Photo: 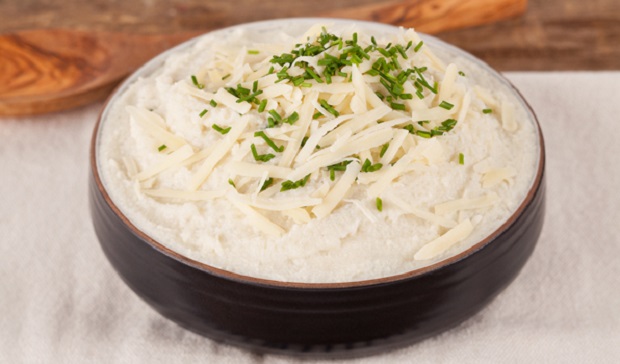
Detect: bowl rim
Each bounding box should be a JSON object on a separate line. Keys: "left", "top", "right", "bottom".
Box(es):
{"left": 90, "top": 17, "right": 546, "bottom": 290}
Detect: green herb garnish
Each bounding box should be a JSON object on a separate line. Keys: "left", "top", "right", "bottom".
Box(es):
{"left": 260, "top": 177, "right": 274, "bottom": 191}
{"left": 250, "top": 144, "right": 275, "bottom": 162}
{"left": 226, "top": 83, "right": 263, "bottom": 104}
{"left": 380, "top": 143, "right": 389, "bottom": 158}
{"left": 191, "top": 75, "right": 204, "bottom": 89}
{"left": 157, "top": 144, "right": 167, "bottom": 152}
{"left": 319, "top": 99, "right": 339, "bottom": 117}
{"left": 361, "top": 159, "right": 383, "bottom": 173}
{"left": 483, "top": 108, "right": 493, "bottom": 114}
{"left": 280, "top": 174, "right": 311, "bottom": 191}
{"left": 376, "top": 197, "right": 383, "bottom": 211}
{"left": 258, "top": 99, "right": 267, "bottom": 113}
{"left": 212, "top": 124, "right": 231, "bottom": 135}
{"left": 254, "top": 131, "right": 284, "bottom": 152}
{"left": 326, "top": 160, "right": 353, "bottom": 181}
{"left": 439, "top": 101, "right": 455, "bottom": 110}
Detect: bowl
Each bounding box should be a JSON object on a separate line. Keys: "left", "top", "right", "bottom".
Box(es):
{"left": 89, "top": 18, "right": 545, "bottom": 357}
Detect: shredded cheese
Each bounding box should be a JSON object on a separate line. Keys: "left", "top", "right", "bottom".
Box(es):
{"left": 414, "top": 219, "right": 474, "bottom": 260}
{"left": 226, "top": 193, "right": 285, "bottom": 236}
{"left": 188, "top": 115, "right": 250, "bottom": 190}
{"left": 135, "top": 144, "right": 194, "bottom": 181}
{"left": 434, "top": 193, "right": 499, "bottom": 215}
{"left": 482, "top": 168, "right": 517, "bottom": 188}
{"left": 312, "top": 161, "right": 361, "bottom": 219}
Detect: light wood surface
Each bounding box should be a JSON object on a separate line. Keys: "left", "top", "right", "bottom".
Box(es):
{"left": 0, "top": 0, "right": 525, "bottom": 116}
{"left": 1, "top": 0, "right": 617, "bottom": 71}
{"left": 0, "top": 0, "right": 618, "bottom": 116}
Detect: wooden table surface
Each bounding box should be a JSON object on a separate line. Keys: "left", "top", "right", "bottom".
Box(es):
{"left": 0, "top": 0, "right": 618, "bottom": 71}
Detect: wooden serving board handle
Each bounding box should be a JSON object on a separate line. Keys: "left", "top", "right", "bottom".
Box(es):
{"left": 324, "top": 0, "right": 527, "bottom": 34}
{"left": 0, "top": 30, "right": 202, "bottom": 116}
{"left": 0, "top": 0, "right": 527, "bottom": 116}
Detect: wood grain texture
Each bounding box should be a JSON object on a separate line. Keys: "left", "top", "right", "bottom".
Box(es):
{"left": 0, "top": 30, "right": 200, "bottom": 115}
{"left": 321, "top": 0, "right": 526, "bottom": 34}
{"left": 438, "top": 0, "right": 620, "bottom": 71}
{"left": 0, "top": 0, "right": 617, "bottom": 71}
{"left": 0, "top": 0, "right": 526, "bottom": 116}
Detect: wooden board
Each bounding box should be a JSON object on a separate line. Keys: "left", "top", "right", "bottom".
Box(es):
{"left": 0, "top": 0, "right": 527, "bottom": 116}
{"left": 1, "top": 0, "right": 617, "bottom": 71}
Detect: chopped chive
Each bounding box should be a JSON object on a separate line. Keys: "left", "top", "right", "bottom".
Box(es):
{"left": 439, "top": 101, "right": 455, "bottom": 110}
{"left": 157, "top": 144, "right": 167, "bottom": 152}
{"left": 212, "top": 124, "right": 231, "bottom": 135}
{"left": 280, "top": 174, "right": 311, "bottom": 191}
{"left": 260, "top": 177, "right": 274, "bottom": 191}
{"left": 221, "top": 74, "right": 231, "bottom": 80}
{"left": 283, "top": 111, "right": 299, "bottom": 125}
{"left": 390, "top": 102, "right": 406, "bottom": 111}
{"left": 319, "top": 99, "right": 339, "bottom": 117}
{"left": 254, "top": 131, "right": 284, "bottom": 152}
{"left": 301, "top": 136, "right": 309, "bottom": 148}
{"left": 250, "top": 144, "right": 275, "bottom": 162}
{"left": 459, "top": 71, "right": 466, "bottom": 77}
{"left": 376, "top": 197, "right": 383, "bottom": 211}
{"left": 228, "top": 179, "right": 236, "bottom": 188}
{"left": 268, "top": 110, "right": 282, "bottom": 123}
{"left": 483, "top": 108, "right": 493, "bottom": 114}
{"left": 258, "top": 99, "right": 267, "bottom": 112}
{"left": 248, "top": 49, "right": 260, "bottom": 55}
{"left": 413, "top": 41, "right": 424, "bottom": 52}
{"left": 459, "top": 153, "right": 465, "bottom": 165}
{"left": 361, "top": 159, "right": 383, "bottom": 173}
{"left": 326, "top": 160, "right": 352, "bottom": 180}
{"left": 191, "top": 75, "right": 204, "bottom": 89}
{"left": 199, "top": 109, "right": 208, "bottom": 117}
{"left": 416, "top": 130, "right": 432, "bottom": 138}
{"left": 209, "top": 99, "right": 218, "bottom": 107}
{"left": 305, "top": 68, "right": 323, "bottom": 83}
{"left": 380, "top": 143, "right": 390, "bottom": 158}
{"left": 312, "top": 111, "right": 323, "bottom": 120}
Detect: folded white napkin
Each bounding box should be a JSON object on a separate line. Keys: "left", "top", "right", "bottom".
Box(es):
{"left": 1, "top": 72, "right": 619, "bottom": 363}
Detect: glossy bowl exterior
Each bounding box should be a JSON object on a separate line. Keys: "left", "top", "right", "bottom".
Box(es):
{"left": 89, "top": 19, "right": 546, "bottom": 357}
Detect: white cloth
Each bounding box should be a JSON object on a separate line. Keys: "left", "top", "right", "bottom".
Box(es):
{"left": 1, "top": 72, "right": 619, "bottom": 363}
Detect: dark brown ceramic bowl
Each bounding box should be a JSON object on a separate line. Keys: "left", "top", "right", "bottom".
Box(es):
{"left": 89, "top": 19, "right": 545, "bottom": 357}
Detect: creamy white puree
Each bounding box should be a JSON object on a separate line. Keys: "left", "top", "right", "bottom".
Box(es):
{"left": 97, "top": 20, "right": 540, "bottom": 283}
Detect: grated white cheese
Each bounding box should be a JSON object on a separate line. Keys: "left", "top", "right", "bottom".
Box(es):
{"left": 414, "top": 219, "right": 474, "bottom": 260}
{"left": 434, "top": 193, "right": 500, "bottom": 215}
{"left": 312, "top": 161, "right": 361, "bottom": 219}
{"left": 188, "top": 115, "right": 250, "bottom": 190}
{"left": 134, "top": 144, "right": 194, "bottom": 181}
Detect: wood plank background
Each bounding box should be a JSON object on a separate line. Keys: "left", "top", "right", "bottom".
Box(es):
{"left": 0, "top": 0, "right": 618, "bottom": 71}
